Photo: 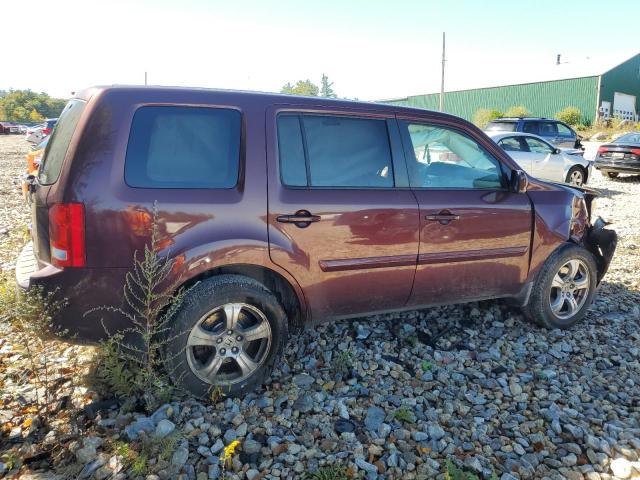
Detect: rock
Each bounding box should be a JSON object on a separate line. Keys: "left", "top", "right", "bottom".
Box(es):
{"left": 355, "top": 458, "right": 378, "bottom": 479}
{"left": 412, "top": 431, "right": 428, "bottom": 442}
{"left": 356, "top": 325, "right": 372, "bottom": 339}
{"left": 207, "top": 464, "right": 220, "bottom": 479}
{"left": 75, "top": 445, "right": 97, "bottom": 464}
{"left": 125, "top": 416, "right": 156, "bottom": 440}
{"left": 562, "top": 453, "right": 577, "bottom": 467}
{"left": 610, "top": 458, "right": 632, "bottom": 479}
{"left": 428, "top": 424, "right": 445, "bottom": 440}
{"left": 293, "top": 394, "right": 313, "bottom": 413}
{"left": 210, "top": 438, "right": 225, "bottom": 454}
{"left": 155, "top": 419, "right": 176, "bottom": 439}
{"left": 171, "top": 447, "right": 189, "bottom": 470}
{"left": 245, "top": 469, "right": 260, "bottom": 480}
{"left": 243, "top": 438, "right": 262, "bottom": 454}
{"left": 364, "top": 406, "right": 385, "bottom": 433}
{"left": 292, "top": 373, "right": 315, "bottom": 388}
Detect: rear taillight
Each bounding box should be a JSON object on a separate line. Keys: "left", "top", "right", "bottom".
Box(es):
{"left": 597, "top": 146, "right": 608, "bottom": 154}
{"left": 48, "top": 203, "right": 85, "bottom": 267}
{"left": 42, "top": 128, "right": 51, "bottom": 135}
{"left": 631, "top": 148, "right": 640, "bottom": 156}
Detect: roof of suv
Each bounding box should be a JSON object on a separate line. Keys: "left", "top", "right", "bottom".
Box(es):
{"left": 74, "top": 85, "right": 462, "bottom": 121}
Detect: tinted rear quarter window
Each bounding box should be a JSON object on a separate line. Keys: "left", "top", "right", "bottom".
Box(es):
{"left": 38, "top": 100, "right": 86, "bottom": 184}
{"left": 125, "top": 106, "right": 241, "bottom": 189}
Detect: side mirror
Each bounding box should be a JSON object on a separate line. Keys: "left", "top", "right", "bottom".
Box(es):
{"left": 553, "top": 148, "right": 561, "bottom": 154}
{"left": 511, "top": 170, "right": 529, "bottom": 193}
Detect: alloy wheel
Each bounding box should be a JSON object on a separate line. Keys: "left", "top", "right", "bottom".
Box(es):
{"left": 186, "top": 303, "right": 272, "bottom": 385}
{"left": 569, "top": 169, "right": 584, "bottom": 186}
{"left": 548, "top": 259, "right": 590, "bottom": 320}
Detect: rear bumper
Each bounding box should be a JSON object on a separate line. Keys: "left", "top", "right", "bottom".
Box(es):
{"left": 15, "top": 242, "right": 129, "bottom": 343}
{"left": 594, "top": 161, "right": 640, "bottom": 174}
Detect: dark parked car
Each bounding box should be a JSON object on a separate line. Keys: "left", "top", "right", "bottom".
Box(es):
{"left": 16, "top": 86, "right": 617, "bottom": 397}
{"left": 486, "top": 117, "right": 582, "bottom": 149}
{"left": 0, "top": 121, "right": 20, "bottom": 134}
{"left": 594, "top": 132, "right": 640, "bottom": 178}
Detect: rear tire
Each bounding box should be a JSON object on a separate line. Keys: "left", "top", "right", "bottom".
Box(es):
{"left": 566, "top": 166, "right": 586, "bottom": 186}
{"left": 164, "top": 275, "right": 289, "bottom": 398}
{"left": 522, "top": 244, "right": 597, "bottom": 329}
{"left": 606, "top": 172, "right": 619, "bottom": 179}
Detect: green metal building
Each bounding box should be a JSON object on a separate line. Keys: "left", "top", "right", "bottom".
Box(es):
{"left": 385, "top": 53, "right": 640, "bottom": 125}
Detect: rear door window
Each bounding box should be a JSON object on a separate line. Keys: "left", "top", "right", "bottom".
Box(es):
{"left": 125, "top": 106, "right": 241, "bottom": 189}
{"left": 277, "top": 114, "right": 394, "bottom": 188}
{"left": 498, "top": 136, "right": 528, "bottom": 152}
{"left": 38, "top": 100, "right": 86, "bottom": 184}
{"left": 538, "top": 122, "right": 558, "bottom": 137}
{"left": 522, "top": 122, "right": 539, "bottom": 134}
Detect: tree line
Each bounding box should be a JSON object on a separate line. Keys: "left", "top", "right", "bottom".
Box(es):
{"left": 0, "top": 90, "right": 67, "bottom": 123}
{"left": 280, "top": 74, "right": 338, "bottom": 98}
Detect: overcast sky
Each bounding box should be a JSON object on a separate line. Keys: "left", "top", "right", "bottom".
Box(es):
{"left": 2, "top": 0, "right": 638, "bottom": 100}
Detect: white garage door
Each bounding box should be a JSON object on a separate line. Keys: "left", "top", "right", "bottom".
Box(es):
{"left": 613, "top": 92, "right": 637, "bottom": 120}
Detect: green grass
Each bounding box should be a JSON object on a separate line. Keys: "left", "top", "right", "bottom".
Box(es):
{"left": 303, "top": 465, "right": 349, "bottom": 480}
{"left": 393, "top": 406, "right": 415, "bottom": 423}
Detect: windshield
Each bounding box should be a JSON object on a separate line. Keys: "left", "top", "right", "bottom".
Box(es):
{"left": 486, "top": 121, "right": 517, "bottom": 132}
{"left": 615, "top": 133, "right": 640, "bottom": 144}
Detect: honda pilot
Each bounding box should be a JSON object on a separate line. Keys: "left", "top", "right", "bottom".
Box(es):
{"left": 17, "top": 86, "right": 617, "bottom": 397}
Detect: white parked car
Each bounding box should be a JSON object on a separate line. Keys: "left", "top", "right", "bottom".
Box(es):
{"left": 487, "top": 132, "right": 592, "bottom": 186}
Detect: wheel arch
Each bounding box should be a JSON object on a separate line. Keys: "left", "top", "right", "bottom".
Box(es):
{"left": 176, "top": 263, "right": 307, "bottom": 334}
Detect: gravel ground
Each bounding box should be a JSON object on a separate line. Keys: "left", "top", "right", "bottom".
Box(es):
{"left": 0, "top": 134, "right": 639, "bottom": 480}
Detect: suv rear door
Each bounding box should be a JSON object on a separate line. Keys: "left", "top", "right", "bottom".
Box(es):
{"left": 397, "top": 117, "right": 532, "bottom": 305}
{"left": 266, "top": 106, "right": 420, "bottom": 321}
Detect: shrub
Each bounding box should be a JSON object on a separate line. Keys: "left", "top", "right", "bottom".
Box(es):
{"left": 393, "top": 406, "right": 415, "bottom": 423}
{"left": 473, "top": 109, "right": 503, "bottom": 128}
{"left": 503, "top": 105, "right": 530, "bottom": 118}
{"left": 555, "top": 107, "right": 582, "bottom": 126}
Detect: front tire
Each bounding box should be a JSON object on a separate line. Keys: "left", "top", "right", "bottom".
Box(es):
{"left": 566, "top": 166, "right": 586, "bottom": 186}
{"left": 522, "top": 244, "right": 597, "bottom": 329}
{"left": 164, "top": 275, "right": 289, "bottom": 398}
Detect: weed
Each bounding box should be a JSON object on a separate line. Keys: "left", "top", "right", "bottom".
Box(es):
{"left": 0, "top": 273, "right": 69, "bottom": 418}
{"left": 88, "top": 203, "right": 189, "bottom": 412}
{"left": 445, "top": 459, "right": 498, "bottom": 480}
{"left": 131, "top": 454, "right": 148, "bottom": 476}
{"left": 420, "top": 360, "right": 433, "bottom": 371}
{"left": 220, "top": 439, "right": 241, "bottom": 478}
{"left": 303, "top": 464, "right": 349, "bottom": 480}
{"left": 332, "top": 350, "right": 353, "bottom": 376}
{"left": 393, "top": 406, "right": 415, "bottom": 423}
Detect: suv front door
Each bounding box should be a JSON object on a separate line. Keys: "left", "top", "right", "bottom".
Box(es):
{"left": 267, "top": 108, "right": 420, "bottom": 322}
{"left": 398, "top": 118, "right": 532, "bottom": 306}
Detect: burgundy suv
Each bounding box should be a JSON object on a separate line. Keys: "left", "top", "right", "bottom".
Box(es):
{"left": 17, "top": 86, "right": 617, "bottom": 397}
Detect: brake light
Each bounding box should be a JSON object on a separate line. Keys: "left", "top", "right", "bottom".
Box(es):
{"left": 49, "top": 203, "right": 85, "bottom": 267}
{"left": 597, "top": 147, "right": 608, "bottom": 154}
{"left": 42, "top": 128, "right": 51, "bottom": 135}
{"left": 631, "top": 148, "right": 640, "bottom": 156}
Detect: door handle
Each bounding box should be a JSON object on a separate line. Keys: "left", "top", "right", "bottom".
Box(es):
{"left": 425, "top": 210, "right": 460, "bottom": 225}
{"left": 276, "top": 210, "right": 321, "bottom": 228}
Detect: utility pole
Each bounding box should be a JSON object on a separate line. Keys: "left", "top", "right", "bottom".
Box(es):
{"left": 439, "top": 32, "right": 446, "bottom": 112}
{"left": 144, "top": 71, "right": 148, "bottom": 86}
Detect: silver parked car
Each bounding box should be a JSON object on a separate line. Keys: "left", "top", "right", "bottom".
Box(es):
{"left": 487, "top": 132, "right": 592, "bottom": 186}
